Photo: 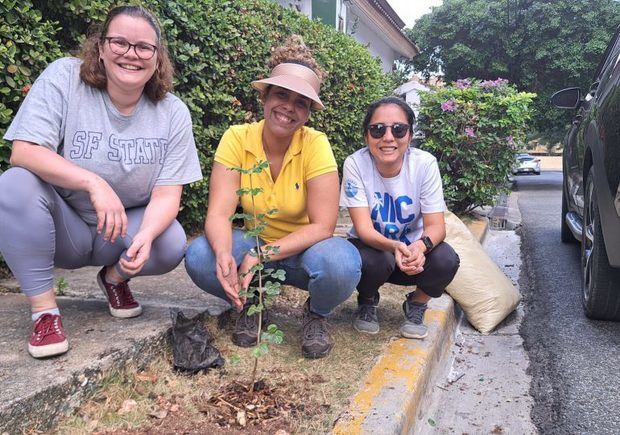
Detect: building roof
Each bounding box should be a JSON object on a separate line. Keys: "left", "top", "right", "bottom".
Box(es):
{"left": 370, "top": 0, "right": 405, "bottom": 28}
{"left": 354, "top": 0, "right": 419, "bottom": 58}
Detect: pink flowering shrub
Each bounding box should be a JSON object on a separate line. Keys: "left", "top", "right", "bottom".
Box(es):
{"left": 441, "top": 99, "right": 456, "bottom": 112}
{"left": 455, "top": 78, "right": 471, "bottom": 89}
{"left": 418, "top": 78, "right": 535, "bottom": 213}
{"left": 479, "top": 78, "right": 509, "bottom": 89}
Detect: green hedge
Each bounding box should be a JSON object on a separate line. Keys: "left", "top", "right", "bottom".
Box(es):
{"left": 1, "top": 0, "right": 393, "bottom": 232}
{"left": 0, "top": 0, "right": 63, "bottom": 168}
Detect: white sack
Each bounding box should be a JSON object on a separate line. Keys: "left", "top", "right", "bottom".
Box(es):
{"left": 444, "top": 211, "right": 520, "bottom": 334}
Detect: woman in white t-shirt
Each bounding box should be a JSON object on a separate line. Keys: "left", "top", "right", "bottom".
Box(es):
{"left": 339, "top": 97, "right": 460, "bottom": 339}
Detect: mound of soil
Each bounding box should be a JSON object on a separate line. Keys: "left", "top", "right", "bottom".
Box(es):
{"left": 198, "top": 378, "right": 311, "bottom": 431}
{"left": 100, "top": 377, "right": 324, "bottom": 434}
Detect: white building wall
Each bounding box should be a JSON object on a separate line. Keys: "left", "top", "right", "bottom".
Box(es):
{"left": 336, "top": 0, "right": 347, "bottom": 31}
{"left": 347, "top": 16, "right": 397, "bottom": 72}
{"left": 273, "top": 0, "right": 399, "bottom": 72}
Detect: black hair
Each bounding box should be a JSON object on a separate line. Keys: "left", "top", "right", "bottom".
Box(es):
{"left": 362, "top": 96, "right": 416, "bottom": 136}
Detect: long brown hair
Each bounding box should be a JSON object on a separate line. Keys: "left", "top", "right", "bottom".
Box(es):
{"left": 79, "top": 5, "right": 174, "bottom": 102}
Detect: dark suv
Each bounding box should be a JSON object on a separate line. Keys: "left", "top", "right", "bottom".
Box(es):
{"left": 551, "top": 26, "right": 620, "bottom": 321}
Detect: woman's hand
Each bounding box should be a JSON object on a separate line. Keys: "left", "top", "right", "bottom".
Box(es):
{"left": 215, "top": 252, "right": 243, "bottom": 311}
{"left": 238, "top": 251, "right": 260, "bottom": 298}
{"left": 88, "top": 177, "right": 127, "bottom": 243}
{"left": 119, "top": 230, "right": 153, "bottom": 276}
{"left": 399, "top": 241, "right": 426, "bottom": 275}
{"left": 394, "top": 241, "right": 412, "bottom": 270}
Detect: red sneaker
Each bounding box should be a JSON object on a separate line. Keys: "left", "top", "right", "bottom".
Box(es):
{"left": 97, "top": 267, "right": 143, "bottom": 318}
{"left": 28, "top": 313, "right": 69, "bottom": 358}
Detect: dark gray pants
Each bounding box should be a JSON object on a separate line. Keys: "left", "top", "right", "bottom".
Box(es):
{"left": 348, "top": 238, "right": 460, "bottom": 305}
{"left": 0, "top": 167, "right": 186, "bottom": 296}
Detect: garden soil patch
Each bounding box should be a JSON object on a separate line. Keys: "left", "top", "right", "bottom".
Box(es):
{"left": 58, "top": 284, "right": 412, "bottom": 434}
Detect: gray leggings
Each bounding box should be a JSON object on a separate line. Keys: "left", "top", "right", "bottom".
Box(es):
{"left": 0, "top": 167, "right": 186, "bottom": 297}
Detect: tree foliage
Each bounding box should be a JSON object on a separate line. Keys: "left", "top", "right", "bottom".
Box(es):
{"left": 406, "top": 0, "right": 620, "bottom": 142}
{"left": 230, "top": 159, "right": 286, "bottom": 392}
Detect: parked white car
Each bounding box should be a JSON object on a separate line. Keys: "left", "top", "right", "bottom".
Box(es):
{"left": 512, "top": 154, "right": 541, "bottom": 175}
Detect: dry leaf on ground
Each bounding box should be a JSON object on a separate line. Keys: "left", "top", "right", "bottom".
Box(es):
{"left": 236, "top": 410, "right": 247, "bottom": 427}
{"left": 149, "top": 408, "right": 169, "bottom": 419}
{"left": 117, "top": 399, "right": 137, "bottom": 415}
{"left": 136, "top": 371, "right": 158, "bottom": 383}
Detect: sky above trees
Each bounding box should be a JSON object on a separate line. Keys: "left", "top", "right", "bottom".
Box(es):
{"left": 387, "top": 0, "right": 443, "bottom": 27}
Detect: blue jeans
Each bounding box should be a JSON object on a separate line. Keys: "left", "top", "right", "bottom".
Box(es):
{"left": 185, "top": 230, "right": 361, "bottom": 316}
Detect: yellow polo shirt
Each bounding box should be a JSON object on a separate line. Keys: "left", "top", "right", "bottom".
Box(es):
{"left": 214, "top": 120, "right": 337, "bottom": 243}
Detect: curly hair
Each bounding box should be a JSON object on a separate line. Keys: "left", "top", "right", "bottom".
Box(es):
{"left": 79, "top": 5, "right": 174, "bottom": 102}
{"left": 267, "top": 34, "right": 327, "bottom": 82}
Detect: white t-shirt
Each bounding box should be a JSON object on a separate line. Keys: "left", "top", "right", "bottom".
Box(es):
{"left": 339, "top": 146, "right": 446, "bottom": 245}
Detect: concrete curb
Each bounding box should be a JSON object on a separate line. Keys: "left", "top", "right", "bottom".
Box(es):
{"left": 0, "top": 314, "right": 166, "bottom": 433}
{"left": 332, "top": 216, "right": 488, "bottom": 435}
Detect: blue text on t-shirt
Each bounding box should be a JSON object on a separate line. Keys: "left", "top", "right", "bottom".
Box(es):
{"left": 371, "top": 192, "right": 415, "bottom": 243}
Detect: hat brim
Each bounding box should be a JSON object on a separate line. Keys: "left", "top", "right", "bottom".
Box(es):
{"left": 252, "top": 76, "right": 325, "bottom": 111}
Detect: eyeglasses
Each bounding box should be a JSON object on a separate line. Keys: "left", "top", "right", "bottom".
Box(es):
{"left": 103, "top": 37, "right": 158, "bottom": 60}
{"left": 367, "top": 123, "right": 410, "bottom": 139}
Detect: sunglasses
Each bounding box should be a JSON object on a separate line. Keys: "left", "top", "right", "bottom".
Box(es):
{"left": 367, "top": 123, "right": 410, "bottom": 139}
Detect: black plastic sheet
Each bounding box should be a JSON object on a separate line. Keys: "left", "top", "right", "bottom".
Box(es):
{"left": 169, "top": 308, "right": 224, "bottom": 373}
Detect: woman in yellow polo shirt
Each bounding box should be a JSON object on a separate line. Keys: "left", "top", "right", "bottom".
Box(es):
{"left": 185, "top": 36, "right": 361, "bottom": 359}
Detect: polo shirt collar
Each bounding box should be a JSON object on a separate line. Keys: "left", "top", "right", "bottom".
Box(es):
{"left": 244, "top": 120, "right": 304, "bottom": 158}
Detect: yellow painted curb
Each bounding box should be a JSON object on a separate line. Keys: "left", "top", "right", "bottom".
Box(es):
{"left": 332, "top": 217, "right": 487, "bottom": 434}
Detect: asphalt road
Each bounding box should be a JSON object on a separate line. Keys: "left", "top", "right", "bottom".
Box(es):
{"left": 515, "top": 171, "right": 620, "bottom": 434}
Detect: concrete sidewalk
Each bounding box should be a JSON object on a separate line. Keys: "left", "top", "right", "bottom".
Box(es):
{"left": 0, "top": 215, "right": 487, "bottom": 434}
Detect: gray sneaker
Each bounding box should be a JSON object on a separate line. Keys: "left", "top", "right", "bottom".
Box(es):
{"left": 400, "top": 298, "right": 428, "bottom": 339}
{"left": 301, "top": 299, "right": 333, "bottom": 359}
{"left": 353, "top": 304, "right": 380, "bottom": 334}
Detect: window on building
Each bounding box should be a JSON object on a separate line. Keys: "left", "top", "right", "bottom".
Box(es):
{"left": 312, "top": 0, "right": 336, "bottom": 27}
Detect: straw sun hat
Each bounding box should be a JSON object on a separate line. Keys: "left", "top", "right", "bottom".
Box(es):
{"left": 251, "top": 62, "right": 324, "bottom": 110}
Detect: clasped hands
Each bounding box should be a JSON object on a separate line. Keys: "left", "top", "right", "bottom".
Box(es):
{"left": 394, "top": 241, "right": 426, "bottom": 275}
